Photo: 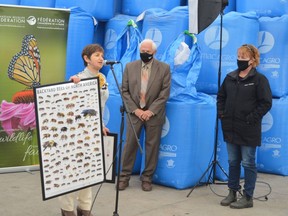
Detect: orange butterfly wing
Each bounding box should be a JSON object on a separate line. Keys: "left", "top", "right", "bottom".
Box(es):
{"left": 8, "top": 54, "right": 40, "bottom": 87}
{"left": 8, "top": 34, "right": 41, "bottom": 88}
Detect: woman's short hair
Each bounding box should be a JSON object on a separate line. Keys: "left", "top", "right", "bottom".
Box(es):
{"left": 82, "top": 44, "right": 104, "bottom": 66}
{"left": 238, "top": 44, "right": 260, "bottom": 67}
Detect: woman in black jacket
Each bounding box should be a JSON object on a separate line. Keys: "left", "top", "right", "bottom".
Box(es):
{"left": 217, "top": 44, "right": 272, "bottom": 209}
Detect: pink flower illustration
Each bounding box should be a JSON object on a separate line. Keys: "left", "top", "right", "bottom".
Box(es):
{"left": 0, "top": 100, "right": 36, "bottom": 135}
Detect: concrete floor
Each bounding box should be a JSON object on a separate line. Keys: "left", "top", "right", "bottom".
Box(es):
{"left": 0, "top": 171, "right": 287, "bottom": 216}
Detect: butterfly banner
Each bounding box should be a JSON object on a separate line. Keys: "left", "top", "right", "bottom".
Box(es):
{"left": 0, "top": 5, "right": 70, "bottom": 172}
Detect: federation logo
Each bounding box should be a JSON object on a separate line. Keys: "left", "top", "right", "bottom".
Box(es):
{"left": 258, "top": 31, "right": 274, "bottom": 54}
{"left": 204, "top": 26, "right": 229, "bottom": 50}
{"left": 26, "top": 16, "right": 36, "bottom": 25}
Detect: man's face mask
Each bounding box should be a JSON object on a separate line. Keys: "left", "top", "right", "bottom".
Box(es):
{"left": 140, "top": 52, "right": 153, "bottom": 63}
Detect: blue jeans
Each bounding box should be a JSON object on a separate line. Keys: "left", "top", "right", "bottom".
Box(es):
{"left": 226, "top": 142, "right": 257, "bottom": 197}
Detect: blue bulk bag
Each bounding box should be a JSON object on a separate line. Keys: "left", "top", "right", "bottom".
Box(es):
{"left": 161, "top": 31, "right": 201, "bottom": 101}
{"left": 196, "top": 11, "right": 259, "bottom": 94}
{"left": 215, "top": 121, "right": 229, "bottom": 181}
{"left": 257, "top": 15, "right": 288, "bottom": 98}
{"left": 153, "top": 100, "right": 216, "bottom": 189}
{"left": 122, "top": 0, "right": 182, "bottom": 16}
{"left": 93, "top": 21, "right": 105, "bottom": 48}
{"left": 103, "top": 14, "right": 138, "bottom": 62}
{"left": 140, "top": 6, "right": 189, "bottom": 60}
{"left": 236, "top": 0, "right": 288, "bottom": 17}
{"left": 105, "top": 95, "right": 143, "bottom": 174}
{"left": 20, "top": 0, "right": 55, "bottom": 7}
{"left": 223, "top": 0, "right": 236, "bottom": 14}
{"left": 106, "top": 20, "right": 143, "bottom": 96}
{"left": 0, "top": 0, "right": 20, "bottom": 4}
{"left": 64, "top": 7, "right": 95, "bottom": 80}
{"left": 102, "top": 14, "right": 139, "bottom": 76}
{"left": 55, "top": 0, "right": 117, "bottom": 21}
{"left": 257, "top": 97, "right": 288, "bottom": 176}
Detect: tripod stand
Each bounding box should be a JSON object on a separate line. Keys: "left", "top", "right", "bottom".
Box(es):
{"left": 187, "top": 1, "right": 228, "bottom": 197}
{"left": 108, "top": 63, "right": 143, "bottom": 216}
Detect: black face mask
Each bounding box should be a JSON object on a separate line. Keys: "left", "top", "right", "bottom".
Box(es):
{"left": 140, "top": 52, "right": 153, "bottom": 63}
{"left": 237, "top": 59, "right": 250, "bottom": 71}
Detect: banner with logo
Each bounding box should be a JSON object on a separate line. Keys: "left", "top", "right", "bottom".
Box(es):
{"left": 0, "top": 5, "right": 69, "bottom": 172}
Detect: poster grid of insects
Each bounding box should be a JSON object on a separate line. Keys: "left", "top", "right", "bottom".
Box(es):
{"left": 34, "top": 77, "right": 105, "bottom": 200}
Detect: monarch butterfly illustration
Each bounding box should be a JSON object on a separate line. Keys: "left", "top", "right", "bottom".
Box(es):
{"left": 7, "top": 34, "right": 41, "bottom": 88}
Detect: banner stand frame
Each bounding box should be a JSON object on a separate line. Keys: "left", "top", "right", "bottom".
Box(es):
{"left": 0, "top": 165, "right": 39, "bottom": 174}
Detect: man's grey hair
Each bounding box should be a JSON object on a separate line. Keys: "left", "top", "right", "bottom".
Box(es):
{"left": 139, "top": 39, "right": 157, "bottom": 51}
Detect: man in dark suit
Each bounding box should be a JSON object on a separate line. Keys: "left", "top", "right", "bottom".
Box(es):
{"left": 118, "top": 39, "right": 171, "bottom": 191}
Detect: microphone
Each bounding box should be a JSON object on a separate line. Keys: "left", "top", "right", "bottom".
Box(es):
{"left": 104, "top": 60, "right": 120, "bottom": 66}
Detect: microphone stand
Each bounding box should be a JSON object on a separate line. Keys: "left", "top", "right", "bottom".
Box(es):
{"left": 109, "top": 63, "right": 143, "bottom": 216}
{"left": 187, "top": 0, "right": 229, "bottom": 197}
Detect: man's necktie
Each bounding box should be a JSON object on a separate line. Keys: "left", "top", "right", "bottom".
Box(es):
{"left": 140, "top": 65, "right": 149, "bottom": 108}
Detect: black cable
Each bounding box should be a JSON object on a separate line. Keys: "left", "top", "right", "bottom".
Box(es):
{"left": 253, "top": 180, "right": 272, "bottom": 201}
{"left": 208, "top": 179, "right": 272, "bottom": 202}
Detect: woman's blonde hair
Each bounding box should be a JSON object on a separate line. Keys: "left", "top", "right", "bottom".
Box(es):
{"left": 238, "top": 44, "right": 260, "bottom": 67}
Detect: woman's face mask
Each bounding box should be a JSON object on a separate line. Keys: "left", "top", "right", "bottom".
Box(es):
{"left": 237, "top": 59, "right": 250, "bottom": 71}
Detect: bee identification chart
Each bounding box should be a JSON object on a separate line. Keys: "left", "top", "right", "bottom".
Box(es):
{"left": 34, "top": 77, "right": 105, "bottom": 200}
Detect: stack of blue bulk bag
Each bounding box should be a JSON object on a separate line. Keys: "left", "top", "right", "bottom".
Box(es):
{"left": 55, "top": 0, "right": 118, "bottom": 21}
{"left": 236, "top": 0, "right": 288, "bottom": 17}
{"left": 20, "top": 0, "right": 55, "bottom": 7}
{"left": 140, "top": 6, "right": 189, "bottom": 60}
{"left": 257, "top": 15, "right": 288, "bottom": 98}
{"left": 196, "top": 11, "right": 259, "bottom": 94}
{"left": 122, "top": 0, "right": 182, "bottom": 16}
{"left": 153, "top": 101, "right": 216, "bottom": 189}
{"left": 152, "top": 32, "right": 216, "bottom": 189}
{"left": 64, "top": 7, "right": 95, "bottom": 80}
{"left": 257, "top": 97, "right": 288, "bottom": 176}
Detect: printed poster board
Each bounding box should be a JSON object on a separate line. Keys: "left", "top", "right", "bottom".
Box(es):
{"left": 34, "top": 77, "right": 106, "bottom": 200}
{"left": 103, "top": 133, "right": 117, "bottom": 183}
